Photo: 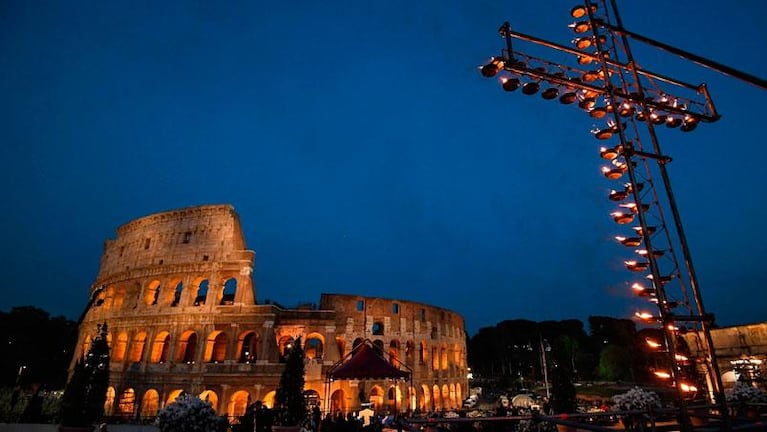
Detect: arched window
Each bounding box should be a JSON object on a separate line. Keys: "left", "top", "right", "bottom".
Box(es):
{"left": 193, "top": 279, "right": 209, "bottom": 306}
{"left": 118, "top": 388, "right": 136, "bottom": 417}
{"left": 389, "top": 340, "right": 400, "bottom": 365}
{"left": 373, "top": 340, "right": 384, "bottom": 355}
{"left": 199, "top": 390, "right": 219, "bottom": 412}
{"left": 419, "top": 342, "right": 426, "bottom": 364}
{"left": 305, "top": 334, "right": 324, "bottom": 360}
{"left": 278, "top": 336, "right": 294, "bottom": 361}
{"left": 105, "top": 387, "right": 116, "bottom": 415}
{"left": 228, "top": 391, "right": 250, "bottom": 417}
{"left": 177, "top": 331, "right": 198, "bottom": 364}
{"left": 351, "top": 338, "right": 364, "bottom": 356}
{"left": 128, "top": 332, "right": 147, "bottom": 363}
{"left": 205, "top": 331, "right": 228, "bottom": 363}
{"left": 166, "top": 389, "right": 185, "bottom": 405}
{"left": 144, "top": 280, "right": 161, "bottom": 305}
{"left": 220, "top": 278, "right": 237, "bottom": 305}
{"left": 150, "top": 332, "right": 170, "bottom": 363}
{"left": 336, "top": 337, "right": 346, "bottom": 358}
{"left": 113, "top": 332, "right": 128, "bottom": 361}
{"left": 238, "top": 331, "right": 259, "bottom": 363}
{"left": 170, "top": 280, "right": 183, "bottom": 307}
{"left": 405, "top": 340, "right": 415, "bottom": 365}
{"left": 141, "top": 389, "right": 160, "bottom": 417}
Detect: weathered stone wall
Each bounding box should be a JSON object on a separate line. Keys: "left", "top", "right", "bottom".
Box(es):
{"left": 683, "top": 322, "right": 767, "bottom": 390}
{"left": 74, "top": 205, "right": 469, "bottom": 422}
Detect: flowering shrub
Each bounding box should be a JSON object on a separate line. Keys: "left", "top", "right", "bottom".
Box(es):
{"left": 155, "top": 394, "right": 228, "bottom": 432}
{"left": 611, "top": 387, "right": 661, "bottom": 411}
{"left": 725, "top": 381, "right": 767, "bottom": 403}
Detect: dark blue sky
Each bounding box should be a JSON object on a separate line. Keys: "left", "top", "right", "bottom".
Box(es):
{"left": 1, "top": 1, "right": 765, "bottom": 335}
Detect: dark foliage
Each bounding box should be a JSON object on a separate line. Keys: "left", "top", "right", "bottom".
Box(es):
{"left": 0, "top": 306, "right": 76, "bottom": 389}
{"left": 59, "top": 323, "right": 110, "bottom": 427}
{"left": 549, "top": 336, "right": 577, "bottom": 414}
{"left": 275, "top": 336, "right": 307, "bottom": 426}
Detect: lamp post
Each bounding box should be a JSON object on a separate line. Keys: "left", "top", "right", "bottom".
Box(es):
{"left": 476, "top": 1, "right": 767, "bottom": 429}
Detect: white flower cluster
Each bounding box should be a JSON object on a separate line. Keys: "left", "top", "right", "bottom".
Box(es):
{"left": 155, "top": 393, "right": 224, "bottom": 432}
{"left": 725, "top": 381, "right": 767, "bottom": 403}
{"left": 611, "top": 387, "right": 661, "bottom": 411}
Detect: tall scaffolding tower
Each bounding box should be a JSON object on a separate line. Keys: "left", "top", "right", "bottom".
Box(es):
{"left": 478, "top": 0, "right": 766, "bottom": 429}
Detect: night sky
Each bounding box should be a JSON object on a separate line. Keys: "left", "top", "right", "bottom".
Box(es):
{"left": 2, "top": 1, "right": 765, "bottom": 336}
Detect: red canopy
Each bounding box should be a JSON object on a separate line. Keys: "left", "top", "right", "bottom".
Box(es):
{"left": 327, "top": 340, "right": 411, "bottom": 380}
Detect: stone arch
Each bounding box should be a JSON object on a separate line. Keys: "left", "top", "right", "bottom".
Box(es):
{"left": 193, "top": 277, "right": 209, "bottom": 306}
{"left": 408, "top": 387, "right": 417, "bottom": 413}
{"left": 278, "top": 336, "right": 294, "bottom": 360}
{"left": 118, "top": 388, "right": 136, "bottom": 417}
{"left": 420, "top": 384, "right": 431, "bottom": 413}
{"left": 102, "top": 285, "right": 115, "bottom": 311}
{"left": 419, "top": 342, "right": 427, "bottom": 365}
{"left": 405, "top": 340, "right": 415, "bottom": 365}
{"left": 150, "top": 331, "right": 171, "bottom": 363}
{"left": 449, "top": 384, "right": 456, "bottom": 409}
{"left": 105, "top": 386, "right": 116, "bottom": 415}
{"left": 170, "top": 279, "right": 183, "bottom": 307}
{"left": 228, "top": 390, "right": 250, "bottom": 417}
{"left": 220, "top": 277, "right": 237, "bottom": 305}
{"left": 432, "top": 385, "right": 440, "bottom": 411}
{"left": 176, "top": 330, "right": 198, "bottom": 364}
{"left": 262, "top": 390, "right": 276, "bottom": 409}
{"left": 113, "top": 332, "right": 128, "bottom": 361}
{"left": 431, "top": 347, "right": 438, "bottom": 370}
{"left": 166, "top": 389, "right": 185, "bottom": 405}
{"left": 453, "top": 343, "right": 461, "bottom": 365}
{"left": 200, "top": 390, "right": 219, "bottom": 412}
{"left": 441, "top": 344, "right": 448, "bottom": 370}
{"left": 352, "top": 338, "right": 364, "bottom": 356}
{"left": 372, "top": 339, "right": 384, "bottom": 355}
{"left": 330, "top": 389, "right": 345, "bottom": 413}
{"left": 456, "top": 383, "right": 462, "bottom": 407}
{"left": 237, "top": 331, "right": 260, "bottom": 363}
{"left": 113, "top": 285, "right": 126, "bottom": 310}
{"left": 304, "top": 389, "right": 320, "bottom": 408}
{"left": 441, "top": 385, "right": 449, "bottom": 409}
{"left": 204, "top": 330, "right": 228, "bottom": 363}
{"left": 144, "top": 280, "right": 161, "bottom": 305}
{"left": 128, "top": 332, "right": 147, "bottom": 363}
{"left": 389, "top": 339, "right": 400, "bottom": 365}
{"left": 335, "top": 337, "right": 346, "bottom": 358}
{"left": 386, "top": 384, "right": 403, "bottom": 412}
{"left": 305, "top": 332, "right": 324, "bottom": 360}
{"left": 141, "top": 389, "right": 160, "bottom": 417}
{"left": 165, "top": 278, "right": 181, "bottom": 306}
{"left": 369, "top": 385, "right": 384, "bottom": 412}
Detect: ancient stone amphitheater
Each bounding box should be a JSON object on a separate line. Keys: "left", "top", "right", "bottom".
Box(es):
{"left": 76, "top": 204, "right": 468, "bottom": 420}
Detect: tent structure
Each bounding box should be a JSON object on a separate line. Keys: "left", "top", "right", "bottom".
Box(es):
{"left": 324, "top": 339, "right": 412, "bottom": 413}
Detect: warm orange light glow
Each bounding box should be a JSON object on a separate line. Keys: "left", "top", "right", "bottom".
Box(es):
{"left": 645, "top": 338, "right": 662, "bottom": 348}
{"left": 612, "top": 212, "right": 634, "bottom": 224}
{"left": 654, "top": 371, "right": 671, "bottom": 379}
{"left": 680, "top": 383, "right": 698, "bottom": 392}
{"left": 635, "top": 311, "right": 655, "bottom": 320}
{"left": 675, "top": 354, "right": 689, "bottom": 362}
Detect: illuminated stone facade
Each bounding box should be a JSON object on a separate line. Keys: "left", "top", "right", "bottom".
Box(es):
{"left": 683, "top": 322, "right": 767, "bottom": 391}
{"left": 76, "top": 205, "right": 468, "bottom": 420}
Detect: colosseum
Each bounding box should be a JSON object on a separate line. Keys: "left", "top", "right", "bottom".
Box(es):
{"left": 75, "top": 204, "right": 468, "bottom": 420}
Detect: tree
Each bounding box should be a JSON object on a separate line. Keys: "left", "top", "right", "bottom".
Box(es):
{"left": 549, "top": 336, "right": 577, "bottom": 414}
{"left": 275, "top": 336, "right": 307, "bottom": 426}
{"left": 59, "top": 323, "right": 110, "bottom": 428}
